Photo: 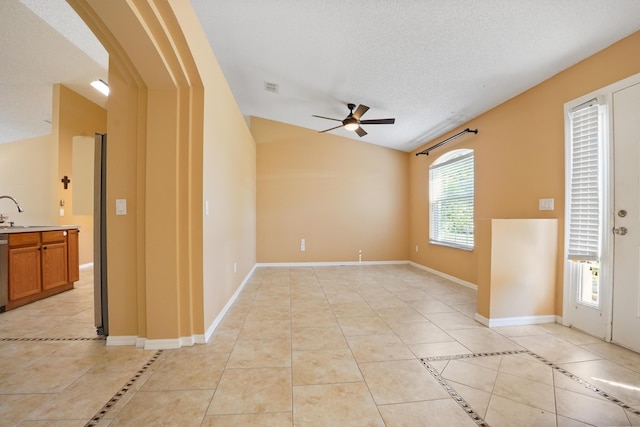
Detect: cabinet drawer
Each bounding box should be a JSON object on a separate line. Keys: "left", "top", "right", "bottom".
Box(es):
{"left": 8, "top": 232, "right": 40, "bottom": 247}
{"left": 42, "top": 230, "right": 67, "bottom": 244}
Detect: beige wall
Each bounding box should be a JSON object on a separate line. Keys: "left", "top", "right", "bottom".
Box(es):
{"left": 54, "top": 84, "right": 107, "bottom": 266}
{"left": 0, "top": 84, "right": 106, "bottom": 267}
{"left": 0, "top": 134, "right": 58, "bottom": 225}
{"left": 253, "top": 118, "right": 409, "bottom": 263}
{"left": 69, "top": 0, "right": 256, "bottom": 344}
{"left": 410, "top": 30, "right": 640, "bottom": 314}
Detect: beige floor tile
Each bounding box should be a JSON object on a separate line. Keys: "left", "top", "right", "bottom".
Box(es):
{"left": 409, "top": 341, "right": 471, "bottom": 358}
{"left": 559, "top": 359, "right": 640, "bottom": 406}
{"left": 330, "top": 301, "right": 378, "bottom": 317}
{"left": 363, "top": 296, "right": 409, "bottom": 309}
{"left": 582, "top": 341, "right": 640, "bottom": 374}
{"left": 226, "top": 339, "right": 291, "bottom": 368}
{"left": 201, "top": 412, "right": 293, "bottom": 426}
{"left": 498, "top": 353, "right": 553, "bottom": 384}
{"left": 555, "top": 388, "right": 631, "bottom": 426}
{"left": 337, "top": 316, "right": 391, "bottom": 336}
{"left": 408, "top": 299, "right": 455, "bottom": 315}
{"left": 485, "top": 394, "right": 556, "bottom": 427}
{"left": 24, "top": 370, "right": 133, "bottom": 421}
{"left": 447, "top": 328, "right": 523, "bottom": 353}
{"left": 378, "top": 399, "right": 478, "bottom": 427}
{"left": 238, "top": 319, "right": 291, "bottom": 340}
{"left": 347, "top": 333, "right": 416, "bottom": 362}
{"left": 292, "top": 348, "right": 362, "bottom": 385}
{"left": 556, "top": 414, "right": 596, "bottom": 426}
{"left": 374, "top": 307, "right": 427, "bottom": 324}
{"left": 0, "top": 393, "right": 54, "bottom": 426}
{"left": 141, "top": 352, "right": 227, "bottom": 390}
{"left": 390, "top": 321, "right": 453, "bottom": 345}
{"left": 109, "top": 389, "right": 214, "bottom": 426}
{"left": 441, "top": 359, "right": 497, "bottom": 393}
{"left": 447, "top": 380, "right": 492, "bottom": 418}
{"left": 208, "top": 367, "right": 292, "bottom": 415}
{"left": 424, "top": 312, "right": 483, "bottom": 330}
{"left": 293, "top": 382, "right": 384, "bottom": 427}
{"left": 292, "top": 325, "right": 347, "bottom": 351}
{"left": 511, "top": 335, "right": 601, "bottom": 364}
{"left": 359, "top": 359, "right": 449, "bottom": 405}
{"left": 17, "top": 420, "right": 88, "bottom": 426}
{"left": 492, "top": 372, "right": 556, "bottom": 413}
{"left": 0, "top": 355, "right": 96, "bottom": 393}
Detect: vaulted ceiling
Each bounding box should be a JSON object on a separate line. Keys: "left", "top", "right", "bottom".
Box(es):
{"left": 3, "top": 1, "right": 640, "bottom": 151}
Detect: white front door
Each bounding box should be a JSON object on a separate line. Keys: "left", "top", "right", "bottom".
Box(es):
{"left": 611, "top": 82, "right": 640, "bottom": 352}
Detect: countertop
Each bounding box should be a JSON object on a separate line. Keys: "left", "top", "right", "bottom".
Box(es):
{"left": 0, "top": 225, "right": 79, "bottom": 234}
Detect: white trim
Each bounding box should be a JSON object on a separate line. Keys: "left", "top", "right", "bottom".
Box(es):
{"left": 256, "top": 260, "right": 410, "bottom": 268}
{"left": 135, "top": 337, "right": 146, "bottom": 348}
{"left": 408, "top": 261, "right": 477, "bottom": 290}
{"left": 106, "top": 335, "right": 137, "bottom": 346}
{"left": 474, "top": 313, "right": 557, "bottom": 328}
{"left": 203, "top": 263, "right": 258, "bottom": 343}
{"left": 80, "top": 262, "right": 93, "bottom": 270}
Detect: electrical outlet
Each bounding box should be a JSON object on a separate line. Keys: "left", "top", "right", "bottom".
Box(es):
{"left": 300, "top": 238, "right": 305, "bottom": 252}
{"left": 416, "top": 245, "right": 419, "bottom": 252}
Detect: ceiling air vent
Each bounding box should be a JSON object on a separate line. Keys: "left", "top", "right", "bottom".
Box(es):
{"left": 264, "top": 81, "right": 279, "bottom": 93}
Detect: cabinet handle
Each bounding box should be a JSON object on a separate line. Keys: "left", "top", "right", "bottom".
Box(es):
{"left": 42, "top": 246, "right": 47, "bottom": 250}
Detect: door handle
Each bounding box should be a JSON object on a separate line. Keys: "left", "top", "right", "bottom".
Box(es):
{"left": 613, "top": 226, "right": 628, "bottom": 236}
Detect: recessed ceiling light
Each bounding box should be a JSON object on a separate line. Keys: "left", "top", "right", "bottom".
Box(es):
{"left": 91, "top": 79, "right": 109, "bottom": 96}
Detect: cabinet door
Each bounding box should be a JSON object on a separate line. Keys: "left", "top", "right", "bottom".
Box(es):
{"left": 67, "top": 229, "right": 79, "bottom": 283}
{"left": 42, "top": 242, "right": 68, "bottom": 290}
{"left": 9, "top": 246, "right": 41, "bottom": 300}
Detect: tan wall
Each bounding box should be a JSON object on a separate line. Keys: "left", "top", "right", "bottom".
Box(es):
{"left": 410, "top": 30, "right": 640, "bottom": 314}
{"left": 0, "top": 134, "right": 58, "bottom": 225}
{"left": 54, "top": 84, "right": 107, "bottom": 266}
{"left": 477, "top": 219, "right": 557, "bottom": 320}
{"left": 70, "top": 0, "right": 256, "bottom": 343}
{"left": 173, "top": 1, "right": 257, "bottom": 332}
{"left": 0, "top": 85, "right": 106, "bottom": 268}
{"left": 254, "top": 118, "right": 409, "bottom": 263}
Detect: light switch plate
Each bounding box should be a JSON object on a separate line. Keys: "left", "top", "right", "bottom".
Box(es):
{"left": 539, "top": 198, "right": 554, "bottom": 211}
{"left": 116, "top": 199, "right": 127, "bottom": 215}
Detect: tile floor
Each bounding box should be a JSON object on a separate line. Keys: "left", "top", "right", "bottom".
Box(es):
{"left": 1, "top": 264, "right": 640, "bottom": 426}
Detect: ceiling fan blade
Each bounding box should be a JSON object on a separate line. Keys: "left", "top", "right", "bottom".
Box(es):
{"left": 352, "top": 104, "right": 369, "bottom": 120}
{"left": 319, "top": 124, "right": 344, "bottom": 133}
{"left": 312, "top": 115, "right": 342, "bottom": 122}
{"left": 359, "top": 118, "right": 395, "bottom": 125}
{"left": 355, "top": 126, "right": 367, "bottom": 137}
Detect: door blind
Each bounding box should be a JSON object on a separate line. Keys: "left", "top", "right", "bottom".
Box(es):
{"left": 568, "top": 99, "right": 602, "bottom": 261}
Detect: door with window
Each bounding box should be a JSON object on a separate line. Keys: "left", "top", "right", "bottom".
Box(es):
{"left": 566, "top": 98, "right": 610, "bottom": 339}
{"left": 611, "top": 82, "right": 640, "bottom": 352}
{"left": 566, "top": 75, "right": 640, "bottom": 351}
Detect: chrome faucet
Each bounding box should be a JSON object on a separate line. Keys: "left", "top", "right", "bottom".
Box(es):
{"left": 0, "top": 195, "right": 24, "bottom": 213}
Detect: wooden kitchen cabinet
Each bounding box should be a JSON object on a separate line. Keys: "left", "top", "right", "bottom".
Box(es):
{"left": 8, "top": 233, "right": 41, "bottom": 301}
{"left": 41, "top": 231, "right": 68, "bottom": 291}
{"left": 67, "top": 229, "right": 79, "bottom": 283}
{"left": 6, "top": 228, "right": 79, "bottom": 310}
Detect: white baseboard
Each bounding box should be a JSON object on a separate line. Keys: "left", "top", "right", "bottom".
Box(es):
{"left": 408, "top": 261, "right": 477, "bottom": 291}
{"left": 256, "top": 260, "right": 410, "bottom": 268}
{"left": 203, "top": 263, "right": 258, "bottom": 343}
{"left": 80, "top": 262, "right": 94, "bottom": 270}
{"left": 106, "top": 335, "right": 138, "bottom": 346}
{"left": 143, "top": 338, "right": 182, "bottom": 350}
{"left": 474, "top": 313, "right": 557, "bottom": 328}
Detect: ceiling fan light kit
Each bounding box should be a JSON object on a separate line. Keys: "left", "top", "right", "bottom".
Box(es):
{"left": 313, "top": 103, "right": 395, "bottom": 137}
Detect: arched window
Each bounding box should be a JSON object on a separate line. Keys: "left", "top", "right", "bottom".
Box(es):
{"left": 429, "top": 149, "right": 474, "bottom": 249}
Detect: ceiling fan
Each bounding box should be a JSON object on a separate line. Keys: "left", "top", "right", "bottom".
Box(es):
{"left": 313, "top": 103, "right": 395, "bottom": 137}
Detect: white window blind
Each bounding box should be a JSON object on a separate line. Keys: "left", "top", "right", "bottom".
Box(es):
{"left": 567, "top": 99, "right": 602, "bottom": 261}
{"left": 429, "top": 149, "right": 474, "bottom": 250}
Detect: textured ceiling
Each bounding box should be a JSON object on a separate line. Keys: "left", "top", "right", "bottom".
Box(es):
{"left": 192, "top": 0, "right": 640, "bottom": 151}
{"left": 0, "top": 0, "right": 107, "bottom": 144}
{"left": 2, "top": 1, "right": 640, "bottom": 151}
